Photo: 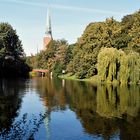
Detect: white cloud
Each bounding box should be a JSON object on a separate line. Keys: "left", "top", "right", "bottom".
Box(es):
{"left": 2, "top": 0, "right": 127, "bottom": 15}
{"left": 1, "top": 0, "right": 44, "bottom": 7}
{"left": 51, "top": 4, "right": 127, "bottom": 15}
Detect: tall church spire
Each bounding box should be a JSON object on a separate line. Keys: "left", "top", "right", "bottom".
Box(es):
{"left": 43, "top": 8, "right": 53, "bottom": 50}
{"left": 45, "top": 8, "right": 52, "bottom": 38}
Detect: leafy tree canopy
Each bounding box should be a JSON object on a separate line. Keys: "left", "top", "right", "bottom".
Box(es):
{"left": 0, "top": 23, "right": 30, "bottom": 77}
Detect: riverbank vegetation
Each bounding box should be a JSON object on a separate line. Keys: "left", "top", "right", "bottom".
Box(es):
{"left": 27, "top": 10, "right": 140, "bottom": 84}
{"left": 0, "top": 23, "right": 31, "bottom": 77}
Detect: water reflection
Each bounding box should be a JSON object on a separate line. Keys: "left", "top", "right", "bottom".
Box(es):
{"left": 0, "top": 79, "right": 25, "bottom": 131}
{"left": 0, "top": 79, "right": 47, "bottom": 140}
{"left": 0, "top": 78, "right": 139, "bottom": 140}
{"left": 0, "top": 113, "right": 47, "bottom": 140}
{"left": 34, "top": 78, "right": 140, "bottom": 140}
{"left": 34, "top": 77, "right": 68, "bottom": 111}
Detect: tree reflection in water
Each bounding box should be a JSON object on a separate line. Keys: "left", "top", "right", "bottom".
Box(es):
{"left": 0, "top": 79, "right": 50, "bottom": 140}
{"left": 0, "top": 79, "right": 25, "bottom": 132}
{"left": 35, "top": 78, "right": 140, "bottom": 140}
{"left": 0, "top": 78, "right": 139, "bottom": 140}
{"left": 0, "top": 112, "right": 48, "bottom": 140}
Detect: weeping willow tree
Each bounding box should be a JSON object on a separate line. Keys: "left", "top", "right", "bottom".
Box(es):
{"left": 118, "top": 50, "right": 130, "bottom": 84}
{"left": 98, "top": 48, "right": 140, "bottom": 84}
{"left": 127, "top": 51, "right": 140, "bottom": 84}
{"left": 98, "top": 48, "right": 119, "bottom": 83}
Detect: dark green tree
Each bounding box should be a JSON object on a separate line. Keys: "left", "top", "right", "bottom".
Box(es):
{"left": 0, "top": 23, "right": 24, "bottom": 58}
{"left": 0, "top": 23, "right": 31, "bottom": 77}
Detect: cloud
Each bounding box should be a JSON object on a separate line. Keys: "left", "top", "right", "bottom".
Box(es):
{"left": 1, "top": 0, "right": 45, "bottom": 7}
{"left": 2, "top": 0, "right": 127, "bottom": 15}
{"left": 51, "top": 4, "right": 127, "bottom": 15}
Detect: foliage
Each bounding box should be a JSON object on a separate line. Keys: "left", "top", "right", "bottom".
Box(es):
{"left": 0, "top": 23, "right": 24, "bottom": 58}
{"left": 65, "top": 11, "right": 140, "bottom": 83}
{"left": 53, "top": 61, "right": 64, "bottom": 77}
{"left": 67, "top": 18, "right": 129, "bottom": 79}
{"left": 0, "top": 23, "right": 31, "bottom": 77}
{"left": 98, "top": 48, "right": 140, "bottom": 84}
{"left": 28, "top": 10, "right": 140, "bottom": 84}
{"left": 28, "top": 39, "right": 69, "bottom": 76}
{"left": 122, "top": 10, "right": 140, "bottom": 54}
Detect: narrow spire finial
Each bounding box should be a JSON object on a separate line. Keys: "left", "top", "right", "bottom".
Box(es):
{"left": 45, "top": 7, "right": 52, "bottom": 38}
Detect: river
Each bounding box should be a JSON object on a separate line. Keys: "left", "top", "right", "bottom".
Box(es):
{"left": 0, "top": 77, "right": 139, "bottom": 140}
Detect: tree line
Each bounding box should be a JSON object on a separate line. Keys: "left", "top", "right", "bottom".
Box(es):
{"left": 0, "top": 23, "right": 31, "bottom": 77}
{"left": 27, "top": 10, "right": 140, "bottom": 84}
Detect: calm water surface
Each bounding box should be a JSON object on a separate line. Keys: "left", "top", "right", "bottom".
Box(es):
{"left": 0, "top": 78, "right": 139, "bottom": 140}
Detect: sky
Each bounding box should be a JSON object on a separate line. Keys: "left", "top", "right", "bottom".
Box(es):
{"left": 0, "top": 0, "right": 140, "bottom": 55}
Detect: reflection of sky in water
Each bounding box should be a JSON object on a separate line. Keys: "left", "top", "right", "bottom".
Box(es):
{"left": 0, "top": 78, "right": 139, "bottom": 140}
{"left": 15, "top": 90, "right": 48, "bottom": 140}
{"left": 16, "top": 90, "right": 103, "bottom": 140}
{"left": 18, "top": 90, "right": 45, "bottom": 116}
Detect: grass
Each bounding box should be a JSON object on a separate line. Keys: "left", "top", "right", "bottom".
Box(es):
{"left": 58, "top": 73, "right": 140, "bottom": 86}
{"left": 58, "top": 73, "right": 101, "bottom": 84}
{"left": 59, "top": 73, "right": 140, "bottom": 85}
{"left": 29, "top": 71, "right": 37, "bottom": 77}
{"left": 29, "top": 71, "right": 49, "bottom": 77}
{"left": 59, "top": 73, "right": 80, "bottom": 80}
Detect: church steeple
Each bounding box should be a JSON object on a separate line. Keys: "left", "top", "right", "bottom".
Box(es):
{"left": 43, "top": 8, "right": 53, "bottom": 50}
{"left": 45, "top": 8, "right": 52, "bottom": 38}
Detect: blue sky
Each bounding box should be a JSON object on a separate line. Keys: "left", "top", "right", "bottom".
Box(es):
{"left": 0, "top": 0, "right": 140, "bottom": 55}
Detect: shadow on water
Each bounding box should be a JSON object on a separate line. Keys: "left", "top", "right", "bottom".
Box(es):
{"left": 0, "top": 78, "right": 139, "bottom": 140}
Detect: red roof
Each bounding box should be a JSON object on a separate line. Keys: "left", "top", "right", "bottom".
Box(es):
{"left": 33, "top": 69, "right": 49, "bottom": 73}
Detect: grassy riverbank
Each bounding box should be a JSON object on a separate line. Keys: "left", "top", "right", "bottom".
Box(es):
{"left": 59, "top": 73, "right": 101, "bottom": 84}
{"left": 59, "top": 73, "right": 140, "bottom": 85}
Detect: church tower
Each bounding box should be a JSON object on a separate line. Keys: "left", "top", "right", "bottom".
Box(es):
{"left": 43, "top": 8, "right": 53, "bottom": 50}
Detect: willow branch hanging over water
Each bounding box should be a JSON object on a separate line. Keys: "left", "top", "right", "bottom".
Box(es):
{"left": 98, "top": 48, "right": 140, "bottom": 84}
